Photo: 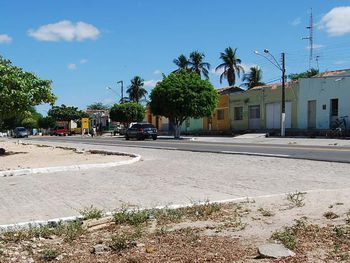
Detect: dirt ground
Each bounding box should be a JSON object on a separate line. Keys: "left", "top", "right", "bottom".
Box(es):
{"left": 0, "top": 140, "right": 131, "bottom": 171}
{"left": 1, "top": 189, "right": 349, "bottom": 262}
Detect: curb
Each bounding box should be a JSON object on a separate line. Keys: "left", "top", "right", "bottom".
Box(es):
{"left": 0, "top": 150, "right": 141, "bottom": 177}
{"left": 0, "top": 187, "right": 344, "bottom": 232}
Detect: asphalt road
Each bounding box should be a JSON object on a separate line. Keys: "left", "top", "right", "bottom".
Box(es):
{"left": 25, "top": 136, "right": 350, "bottom": 163}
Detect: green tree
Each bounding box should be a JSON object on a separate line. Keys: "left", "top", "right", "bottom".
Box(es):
{"left": 150, "top": 71, "right": 218, "bottom": 138}
{"left": 288, "top": 68, "right": 319, "bottom": 80}
{"left": 173, "top": 54, "right": 190, "bottom": 73}
{"left": 38, "top": 116, "right": 56, "bottom": 129}
{"left": 241, "top": 66, "right": 265, "bottom": 89}
{"left": 216, "top": 47, "right": 244, "bottom": 86}
{"left": 86, "top": 102, "right": 110, "bottom": 110}
{"left": 48, "top": 104, "right": 87, "bottom": 122}
{"left": 126, "top": 76, "right": 148, "bottom": 103}
{"left": 188, "top": 51, "right": 211, "bottom": 79}
{"left": 0, "top": 56, "right": 56, "bottom": 129}
{"left": 109, "top": 102, "right": 145, "bottom": 127}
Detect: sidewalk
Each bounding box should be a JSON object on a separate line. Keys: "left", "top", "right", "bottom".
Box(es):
{"left": 185, "top": 135, "right": 350, "bottom": 147}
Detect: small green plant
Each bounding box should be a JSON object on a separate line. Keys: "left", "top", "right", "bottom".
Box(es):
{"left": 324, "top": 211, "right": 339, "bottom": 220}
{"left": 287, "top": 191, "right": 306, "bottom": 207}
{"left": 333, "top": 226, "right": 346, "bottom": 238}
{"left": 40, "top": 248, "right": 60, "bottom": 261}
{"left": 80, "top": 205, "right": 103, "bottom": 220}
{"left": 272, "top": 228, "right": 297, "bottom": 250}
{"left": 258, "top": 207, "right": 274, "bottom": 217}
{"left": 114, "top": 208, "right": 150, "bottom": 226}
{"left": 110, "top": 234, "right": 129, "bottom": 251}
{"left": 154, "top": 208, "right": 184, "bottom": 224}
{"left": 56, "top": 220, "right": 84, "bottom": 241}
{"left": 187, "top": 201, "right": 222, "bottom": 219}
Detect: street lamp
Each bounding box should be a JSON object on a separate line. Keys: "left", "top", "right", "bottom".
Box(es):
{"left": 117, "top": 80, "right": 124, "bottom": 104}
{"left": 255, "top": 49, "right": 286, "bottom": 137}
{"left": 106, "top": 86, "right": 120, "bottom": 103}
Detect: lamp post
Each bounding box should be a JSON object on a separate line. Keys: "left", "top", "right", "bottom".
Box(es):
{"left": 106, "top": 86, "right": 120, "bottom": 103}
{"left": 117, "top": 80, "right": 124, "bottom": 104}
{"left": 254, "top": 49, "right": 286, "bottom": 137}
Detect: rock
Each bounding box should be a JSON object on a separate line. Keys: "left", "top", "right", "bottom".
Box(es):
{"left": 90, "top": 244, "right": 111, "bottom": 255}
{"left": 55, "top": 254, "right": 64, "bottom": 261}
{"left": 258, "top": 243, "right": 295, "bottom": 259}
{"left": 0, "top": 148, "right": 5, "bottom": 155}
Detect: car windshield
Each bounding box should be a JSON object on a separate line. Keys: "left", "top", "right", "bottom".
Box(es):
{"left": 141, "top": 124, "right": 155, "bottom": 129}
{"left": 17, "top": 127, "right": 26, "bottom": 131}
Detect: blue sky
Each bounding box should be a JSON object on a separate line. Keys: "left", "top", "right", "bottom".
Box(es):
{"left": 1, "top": 0, "right": 350, "bottom": 113}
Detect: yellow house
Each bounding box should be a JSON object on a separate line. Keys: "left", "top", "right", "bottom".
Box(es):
{"left": 203, "top": 86, "right": 244, "bottom": 133}
{"left": 144, "top": 107, "right": 170, "bottom": 133}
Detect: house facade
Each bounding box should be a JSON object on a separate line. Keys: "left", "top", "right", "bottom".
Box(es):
{"left": 229, "top": 82, "right": 299, "bottom": 132}
{"left": 298, "top": 69, "right": 350, "bottom": 130}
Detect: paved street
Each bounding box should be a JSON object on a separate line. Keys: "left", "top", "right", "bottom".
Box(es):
{"left": 1, "top": 138, "right": 350, "bottom": 225}
{"left": 25, "top": 135, "right": 350, "bottom": 163}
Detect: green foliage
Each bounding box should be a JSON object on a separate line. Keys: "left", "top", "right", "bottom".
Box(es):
{"left": 38, "top": 116, "right": 56, "bottom": 129}
{"left": 188, "top": 51, "right": 211, "bottom": 79}
{"left": 149, "top": 71, "right": 218, "bottom": 137}
{"left": 109, "top": 102, "right": 145, "bottom": 124}
{"left": 86, "top": 102, "right": 110, "bottom": 110}
{"left": 79, "top": 205, "right": 103, "bottom": 220}
{"left": 287, "top": 191, "right": 306, "bottom": 207}
{"left": 40, "top": 248, "right": 60, "bottom": 261}
{"left": 0, "top": 56, "right": 55, "bottom": 129}
{"left": 272, "top": 228, "right": 297, "bottom": 250}
{"left": 242, "top": 66, "right": 265, "bottom": 89}
{"left": 127, "top": 76, "right": 148, "bottom": 103}
{"left": 216, "top": 47, "right": 244, "bottom": 86}
{"left": 48, "top": 104, "right": 87, "bottom": 122}
{"left": 173, "top": 54, "right": 190, "bottom": 73}
{"left": 114, "top": 209, "right": 150, "bottom": 226}
{"left": 288, "top": 68, "right": 319, "bottom": 80}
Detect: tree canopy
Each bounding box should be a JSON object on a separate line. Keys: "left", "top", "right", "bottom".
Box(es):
{"left": 109, "top": 102, "right": 145, "bottom": 125}
{"left": 126, "top": 76, "right": 148, "bottom": 103}
{"left": 150, "top": 71, "right": 218, "bottom": 138}
{"left": 0, "top": 56, "right": 56, "bottom": 129}
{"left": 86, "top": 102, "right": 110, "bottom": 111}
{"left": 216, "top": 47, "right": 244, "bottom": 86}
{"left": 288, "top": 68, "right": 319, "bottom": 80}
{"left": 48, "top": 104, "right": 87, "bottom": 122}
{"left": 188, "top": 51, "right": 211, "bottom": 79}
{"left": 241, "top": 66, "right": 265, "bottom": 89}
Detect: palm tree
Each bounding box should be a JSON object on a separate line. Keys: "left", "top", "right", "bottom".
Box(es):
{"left": 173, "top": 54, "right": 189, "bottom": 73}
{"left": 241, "top": 66, "right": 265, "bottom": 89}
{"left": 188, "top": 51, "right": 211, "bottom": 79}
{"left": 216, "top": 47, "right": 244, "bottom": 86}
{"left": 126, "top": 76, "right": 148, "bottom": 103}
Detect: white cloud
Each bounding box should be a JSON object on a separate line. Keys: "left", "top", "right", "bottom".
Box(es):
{"left": 28, "top": 20, "right": 100, "bottom": 41}
{"left": 80, "top": 59, "right": 88, "bottom": 64}
{"left": 153, "top": 69, "right": 161, "bottom": 75}
{"left": 144, "top": 80, "right": 160, "bottom": 88}
{"left": 291, "top": 17, "right": 301, "bottom": 26}
{"left": 67, "top": 63, "right": 77, "bottom": 70}
{"left": 0, "top": 34, "right": 12, "bottom": 44}
{"left": 335, "top": 60, "right": 347, "bottom": 65}
{"left": 319, "top": 6, "right": 350, "bottom": 36}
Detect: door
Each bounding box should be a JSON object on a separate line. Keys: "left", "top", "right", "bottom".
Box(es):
{"left": 330, "top": 98, "right": 339, "bottom": 128}
{"left": 249, "top": 105, "right": 261, "bottom": 129}
{"left": 307, "top": 100, "right": 316, "bottom": 129}
{"left": 266, "top": 103, "right": 281, "bottom": 129}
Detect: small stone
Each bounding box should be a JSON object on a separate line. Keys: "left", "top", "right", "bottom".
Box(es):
{"left": 55, "top": 254, "right": 64, "bottom": 261}
{"left": 258, "top": 243, "right": 295, "bottom": 259}
{"left": 136, "top": 242, "right": 145, "bottom": 247}
{"left": 145, "top": 246, "right": 156, "bottom": 253}
{"left": 90, "top": 244, "right": 111, "bottom": 255}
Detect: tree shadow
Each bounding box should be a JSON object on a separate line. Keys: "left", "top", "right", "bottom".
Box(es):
{"left": 0, "top": 151, "right": 28, "bottom": 157}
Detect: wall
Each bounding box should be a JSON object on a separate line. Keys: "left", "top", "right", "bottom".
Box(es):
{"left": 203, "top": 94, "right": 230, "bottom": 131}
{"left": 229, "top": 83, "right": 299, "bottom": 131}
{"left": 298, "top": 75, "right": 350, "bottom": 130}
{"left": 181, "top": 118, "right": 203, "bottom": 133}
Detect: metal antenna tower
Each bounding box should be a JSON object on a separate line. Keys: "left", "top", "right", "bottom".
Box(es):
{"left": 302, "top": 8, "right": 313, "bottom": 69}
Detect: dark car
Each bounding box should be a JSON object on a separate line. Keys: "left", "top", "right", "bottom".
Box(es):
{"left": 125, "top": 123, "right": 157, "bottom": 140}
{"left": 13, "top": 127, "right": 29, "bottom": 138}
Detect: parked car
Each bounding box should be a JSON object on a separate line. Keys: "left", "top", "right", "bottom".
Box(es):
{"left": 50, "top": 126, "right": 69, "bottom": 136}
{"left": 125, "top": 123, "right": 157, "bottom": 140}
{"left": 13, "top": 127, "right": 29, "bottom": 138}
{"left": 113, "top": 124, "right": 126, "bottom": 136}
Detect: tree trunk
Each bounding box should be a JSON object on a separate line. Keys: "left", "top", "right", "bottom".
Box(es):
{"left": 174, "top": 124, "right": 181, "bottom": 139}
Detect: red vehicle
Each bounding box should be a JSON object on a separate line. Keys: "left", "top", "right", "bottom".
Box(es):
{"left": 50, "top": 126, "right": 70, "bottom": 136}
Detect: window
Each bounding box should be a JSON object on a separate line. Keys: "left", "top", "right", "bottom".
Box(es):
{"left": 217, "top": 109, "right": 225, "bottom": 120}
{"left": 249, "top": 105, "right": 260, "bottom": 119}
{"left": 331, "top": 98, "right": 338, "bottom": 116}
{"left": 234, "top": 107, "right": 243, "bottom": 120}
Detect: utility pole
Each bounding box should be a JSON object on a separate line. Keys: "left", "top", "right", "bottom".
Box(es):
{"left": 117, "top": 80, "right": 124, "bottom": 103}
{"left": 302, "top": 8, "right": 314, "bottom": 69}
{"left": 281, "top": 52, "right": 286, "bottom": 137}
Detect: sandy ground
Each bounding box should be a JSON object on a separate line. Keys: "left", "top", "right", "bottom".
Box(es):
{"left": 0, "top": 140, "right": 131, "bottom": 171}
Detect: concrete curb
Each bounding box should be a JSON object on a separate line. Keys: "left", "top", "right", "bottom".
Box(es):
{"left": 0, "top": 187, "right": 342, "bottom": 232}
{"left": 0, "top": 150, "right": 141, "bottom": 177}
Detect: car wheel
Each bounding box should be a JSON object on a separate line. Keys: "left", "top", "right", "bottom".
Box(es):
{"left": 125, "top": 135, "right": 130, "bottom": 140}
{"left": 152, "top": 135, "right": 157, "bottom": 140}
